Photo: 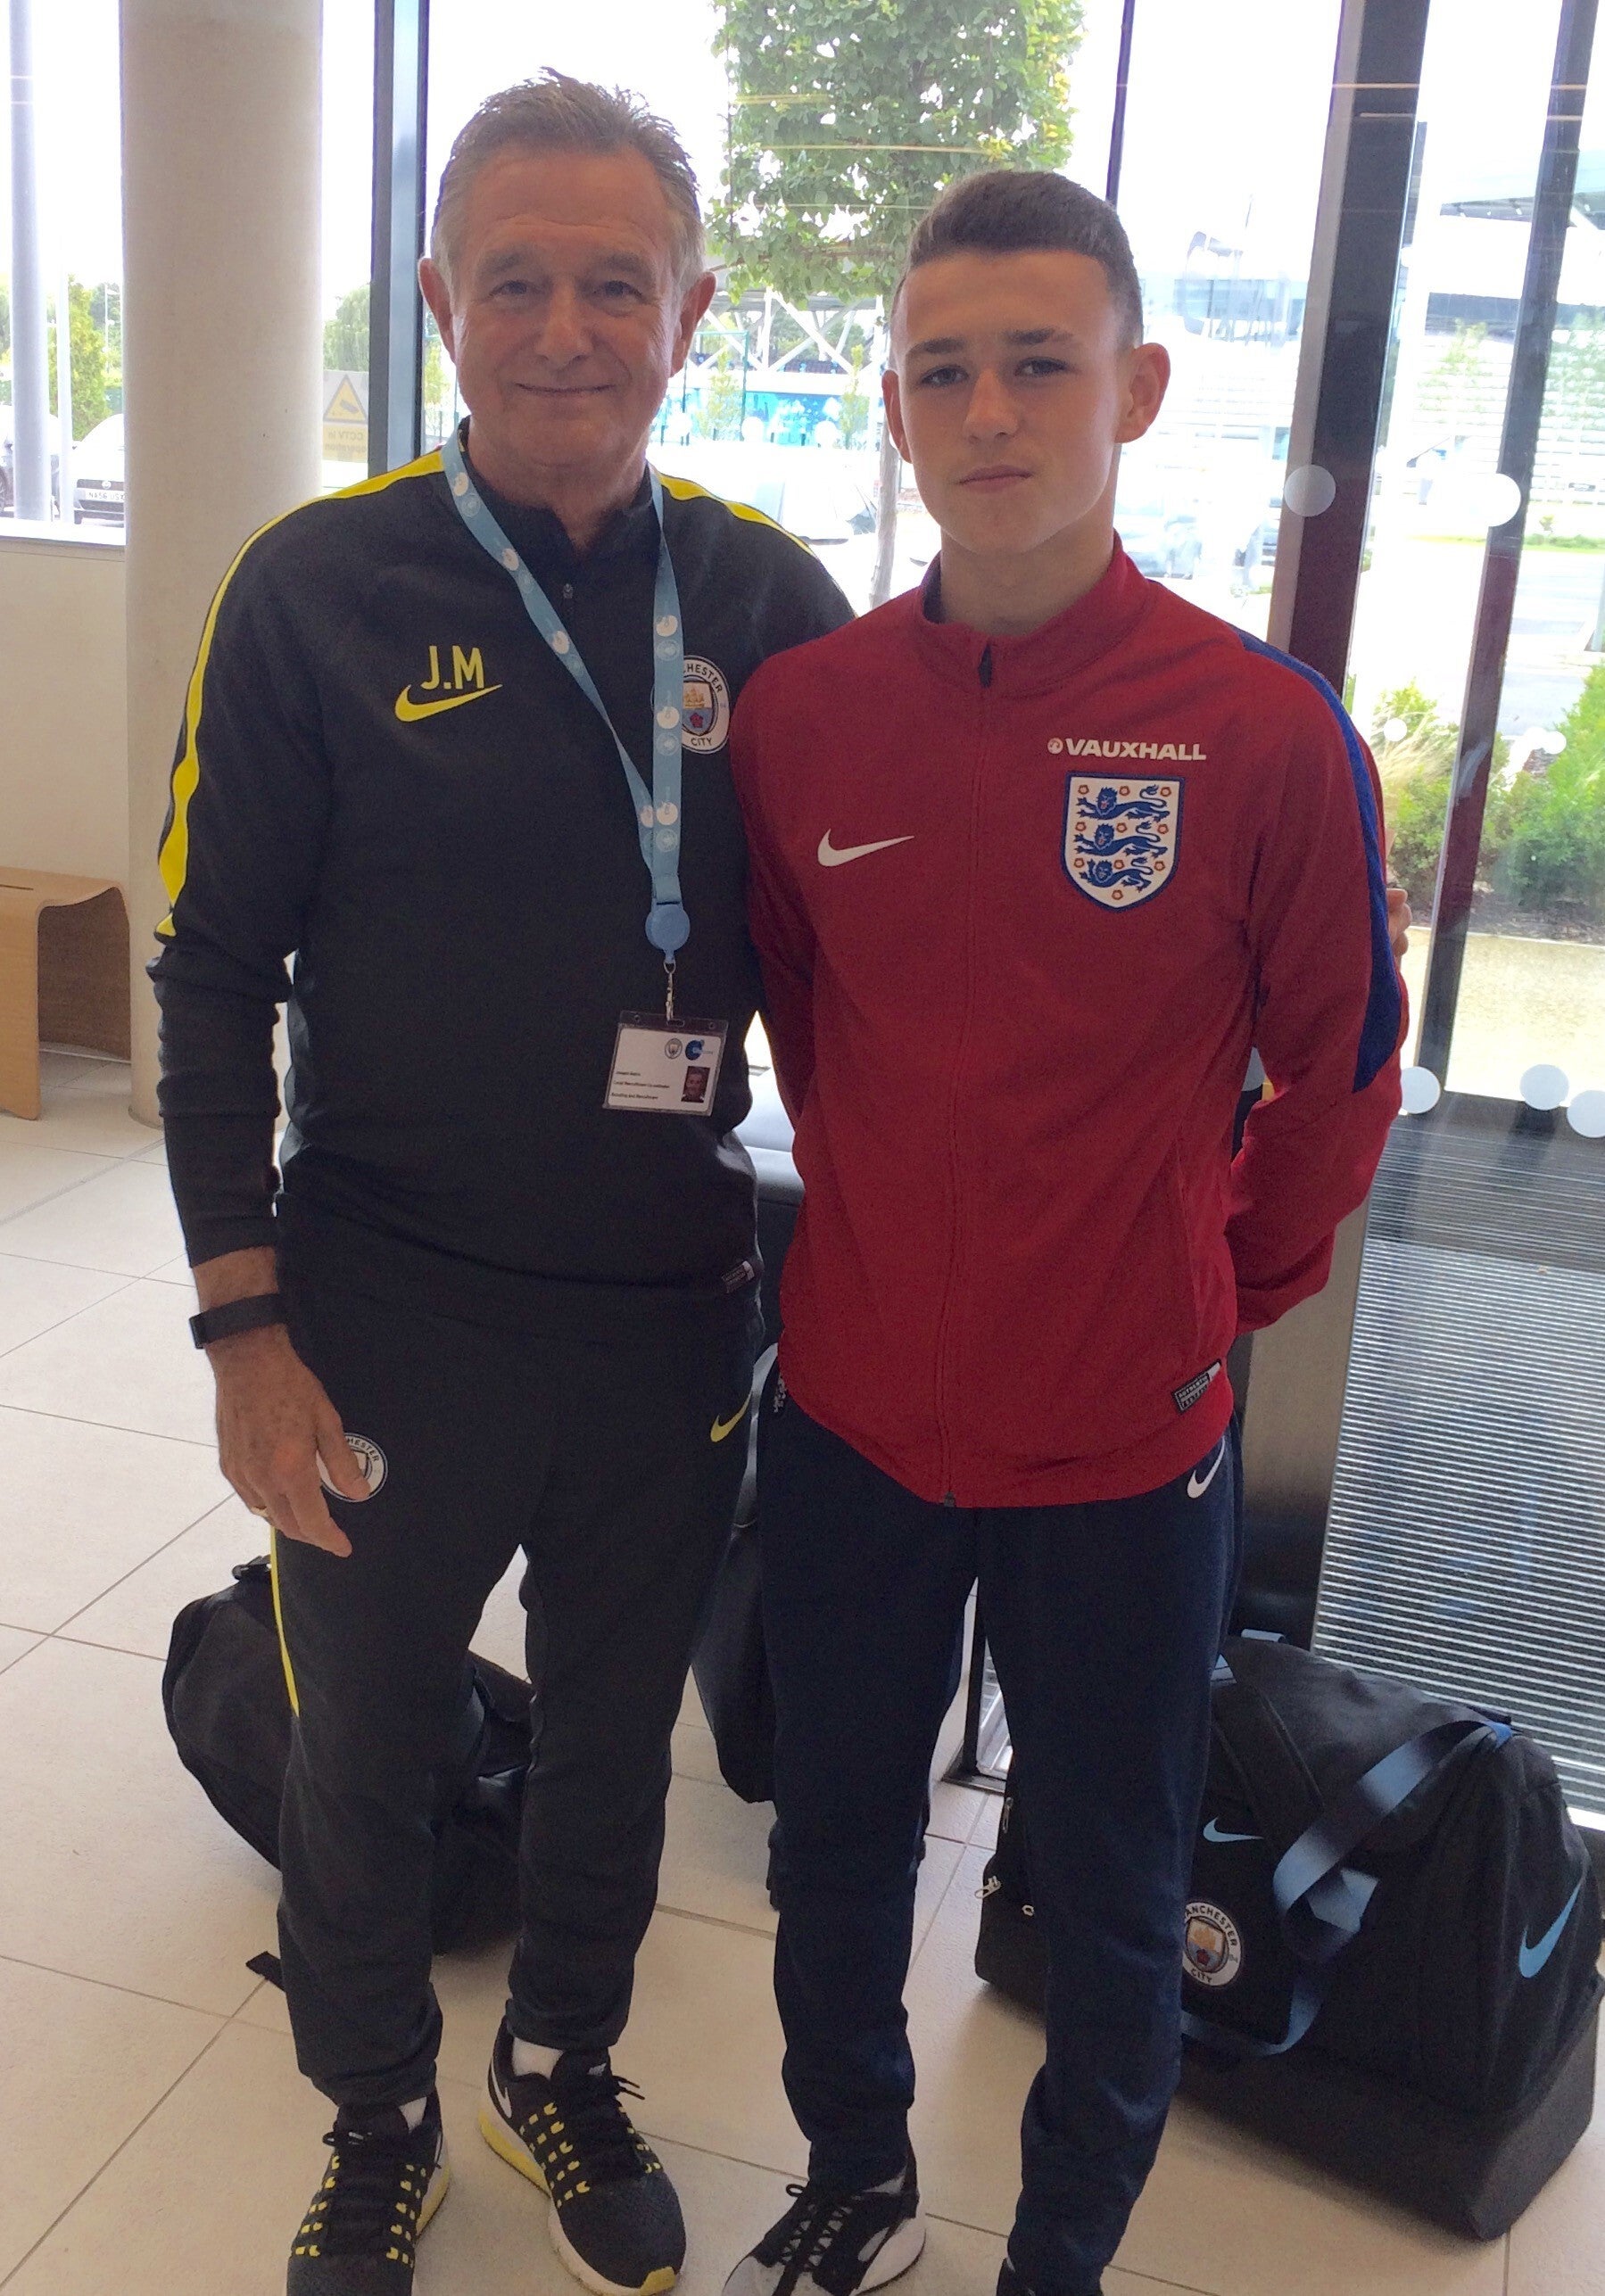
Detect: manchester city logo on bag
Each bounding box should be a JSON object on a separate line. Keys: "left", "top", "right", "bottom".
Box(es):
{"left": 1183, "top": 1899, "right": 1244, "bottom": 1988}
{"left": 1063, "top": 775, "right": 1183, "bottom": 909}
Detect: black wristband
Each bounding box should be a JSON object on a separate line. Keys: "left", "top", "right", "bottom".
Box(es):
{"left": 189, "top": 1293, "right": 286, "bottom": 1350}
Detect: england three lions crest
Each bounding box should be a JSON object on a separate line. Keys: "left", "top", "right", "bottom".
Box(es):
{"left": 1063, "top": 775, "right": 1184, "bottom": 910}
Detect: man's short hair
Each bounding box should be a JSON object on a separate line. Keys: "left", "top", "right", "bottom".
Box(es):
{"left": 430, "top": 71, "right": 708, "bottom": 295}
{"left": 898, "top": 170, "right": 1144, "bottom": 347}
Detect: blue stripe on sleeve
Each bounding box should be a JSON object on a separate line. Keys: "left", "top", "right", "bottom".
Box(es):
{"left": 1237, "top": 632, "right": 1402, "bottom": 1093}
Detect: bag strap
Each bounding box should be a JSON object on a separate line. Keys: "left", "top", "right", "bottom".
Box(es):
{"left": 1185, "top": 1664, "right": 1509, "bottom": 2061}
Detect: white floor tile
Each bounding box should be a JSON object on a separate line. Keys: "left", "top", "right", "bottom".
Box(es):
{"left": 672, "top": 1717, "right": 728, "bottom": 1787}
{"left": 0, "top": 1276, "right": 218, "bottom": 1442}
{"left": 0, "top": 1067, "right": 157, "bottom": 1159}
{"left": 60, "top": 1492, "right": 261, "bottom": 1656}
{"left": 0, "top": 1623, "right": 41, "bottom": 1672}
{"left": 472, "top": 1552, "right": 532, "bottom": 1678}
{"left": 1506, "top": 2015, "right": 1605, "bottom": 2294}
{"left": 145, "top": 1251, "right": 193, "bottom": 1284}
{"left": 136, "top": 1138, "right": 170, "bottom": 1165}
{"left": 0, "top": 1955, "right": 221, "bottom": 2282}
{"left": 930, "top": 1779, "right": 989, "bottom": 1843}
{"left": 0, "top": 1252, "right": 130, "bottom": 1359}
{"left": 0, "top": 2019, "right": 331, "bottom": 2296}
{"left": 0, "top": 1406, "right": 228, "bottom": 1631}
{"left": 620, "top": 1907, "right": 804, "bottom": 2176}
{"left": 971, "top": 1795, "right": 1002, "bottom": 1850}
{"left": 658, "top": 1772, "right": 782, "bottom": 1933}
{"left": 0, "top": 1637, "right": 280, "bottom": 2013}
{"left": 0, "top": 1142, "right": 118, "bottom": 1222}
{"left": 0, "top": 1156, "right": 185, "bottom": 1276}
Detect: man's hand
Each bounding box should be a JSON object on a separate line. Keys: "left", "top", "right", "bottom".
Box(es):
{"left": 1387, "top": 884, "right": 1412, "bottom": 962}
{"left": 194, "top": 1247, "right": 368, "bottom": 1556}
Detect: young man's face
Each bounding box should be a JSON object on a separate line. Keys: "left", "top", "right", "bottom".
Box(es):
{"left": 885, "top": 249, "right": 1170, "bottom": 564}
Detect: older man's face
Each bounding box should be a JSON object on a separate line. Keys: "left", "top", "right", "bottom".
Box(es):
{"left": 422, "top": 146, "right": 711, "bottom": 501}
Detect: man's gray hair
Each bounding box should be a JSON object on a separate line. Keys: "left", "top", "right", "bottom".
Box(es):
{"left": 430, "top": 72, "right": 708, "bottom": 295}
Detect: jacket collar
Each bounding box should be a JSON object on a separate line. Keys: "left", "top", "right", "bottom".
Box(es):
{"left": 903, "top": 540, "right": 1153, "bottom": 697}
{"left": 459, "top": 428, "right": 658, "bottom": 585}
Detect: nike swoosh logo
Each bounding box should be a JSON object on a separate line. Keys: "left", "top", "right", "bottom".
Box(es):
{"left": 1187, "top": 1441, "right": 1227, "bottom": 1499}
{"left": 1518, "top": 1876, "right": 1586, "bottom": 1978}
{"left": 1203, "top": 1818, "right": 1261, "bottom": 1846}
{"left": 711, "top": 1397, "right": 752, "bottom": 1443}
{"left": 394, "top": 681, "right": 503, "bottom": 722}
{"left": 817, "top": 831, "right": 914, "bottom": 868}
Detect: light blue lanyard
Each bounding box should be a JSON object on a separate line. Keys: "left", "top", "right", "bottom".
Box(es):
{"left": 440, "top": 426, "right": 690, "bottom": 976}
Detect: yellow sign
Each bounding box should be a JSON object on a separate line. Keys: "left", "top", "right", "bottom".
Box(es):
{"left": 322, "top": 370, "right": 368, "bottom": 463}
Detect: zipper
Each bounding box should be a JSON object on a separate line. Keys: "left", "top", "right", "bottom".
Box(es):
{"left": 931, "top": 643, "right": 994, "bottom": 1497}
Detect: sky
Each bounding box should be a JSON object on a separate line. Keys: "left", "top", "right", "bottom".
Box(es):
{"left": 0, "top": 0, "right": 1594, "bottom": 315}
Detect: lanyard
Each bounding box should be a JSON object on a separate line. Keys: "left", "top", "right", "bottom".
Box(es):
{"left": 440, "top": 426, "right": 690, "bottom": 1002}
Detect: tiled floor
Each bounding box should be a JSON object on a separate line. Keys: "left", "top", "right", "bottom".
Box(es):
{"left": 0, "top": 1053, "right": 1599, "bottom": 2292}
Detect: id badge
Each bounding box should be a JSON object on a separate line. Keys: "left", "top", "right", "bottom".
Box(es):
{"left": 605, "top": 1013, "right": 728, "bottom": 1115}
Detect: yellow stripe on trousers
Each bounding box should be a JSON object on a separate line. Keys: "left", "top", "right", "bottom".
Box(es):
{"left": 268, "top": 1525, "right": 301, "bottom": 1718}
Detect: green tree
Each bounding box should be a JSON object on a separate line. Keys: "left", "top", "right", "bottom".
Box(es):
{"left": 47, "top": 278, "right": 109, "bottom": 439}
{"left": 1371, "top": 682, "right": 1514, "bottom": 912}
{"left": 323, "top": 283, "right": 370, "bottom": 374}
{"left": 1496, "top": 665, "right": 1605, "bottom": 927}
{"left": 714, "top": 0, "right": 1083, "bottom": 601}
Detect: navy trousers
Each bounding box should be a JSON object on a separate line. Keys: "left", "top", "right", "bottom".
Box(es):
{"left": 759, "top": 1391, "right": 1239, "bottom": 2296}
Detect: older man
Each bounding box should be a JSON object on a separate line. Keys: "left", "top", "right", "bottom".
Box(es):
{"left": 153, "top": 74, "right": 849, "bottom": 2296}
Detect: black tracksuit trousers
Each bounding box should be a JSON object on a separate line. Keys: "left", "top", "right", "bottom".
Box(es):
{"left": 270, "top": 1263, "right": 758, "bottom": 2112}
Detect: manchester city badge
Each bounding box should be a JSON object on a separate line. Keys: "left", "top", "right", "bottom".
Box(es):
{"left": 682, "top": 657, "right": 732, "bottom": 753}
{"left": 1063, "top": 774, "right": 1183, "bottom": 908}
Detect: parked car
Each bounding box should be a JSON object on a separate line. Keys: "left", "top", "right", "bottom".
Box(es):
{"left": 1234, "top": 495, "right": 1283, "bottom": 591}
{"left": 73, "top": 414, "right": 126, "bottom": 524}
{"left": 1116, "top": 493, "right": 1204, "bottom": 579}
{"left": 0, "top": 415, "right": 61, "bottom": 516}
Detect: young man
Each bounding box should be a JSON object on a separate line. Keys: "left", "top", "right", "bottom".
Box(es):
{"left": 723, "top": 172, "right": 1404, "bottom": 2296}
{"left": 152, "top": 76, "right": 849, "bottom": 2296}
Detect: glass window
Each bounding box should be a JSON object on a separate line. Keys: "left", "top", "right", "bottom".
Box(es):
{"left": 0, "top": 0, "right": 123, "bottom": 539}
{"left": 1111, "top": 0, "right": 1342, "bottom": 630}
{"left": 320, "top": 0, "right": 376, "bottom": 492}
{"left": 1317, "top": 0, "right": 1605, "bottom": 1822}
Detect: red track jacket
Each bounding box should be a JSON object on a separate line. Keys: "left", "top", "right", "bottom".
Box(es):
{"left": 731, "top": 545, "right": 1405, "bottom": 1507}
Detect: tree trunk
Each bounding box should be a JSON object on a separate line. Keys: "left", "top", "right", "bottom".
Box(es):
{"left": 870, "top": 414, "right": 902, "bottom": 607}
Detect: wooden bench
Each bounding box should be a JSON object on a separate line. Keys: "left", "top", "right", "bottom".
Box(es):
{"left": 0, "top": 871, "right": 131, "bottom": 1119}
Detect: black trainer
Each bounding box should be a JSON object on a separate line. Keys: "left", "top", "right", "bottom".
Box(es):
{"left": 722, "top": 2156, "right": 924, "bottom": 2296}
{"left": 285, "top": 2092, "right": 449, "bottom": 2292}
{"left": 997, "top": 2258, "right": 1104, "bottom": 2296}
{"left": 479, "top": 2020, "right": 686, "bottom": 2295}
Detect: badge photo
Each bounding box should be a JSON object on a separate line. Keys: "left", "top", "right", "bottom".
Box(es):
{"left": 1063, "top": 775, "right": 1183, "bottom": 909}
{"left": 682, "top": 657, "right": 732, "bottom": 753}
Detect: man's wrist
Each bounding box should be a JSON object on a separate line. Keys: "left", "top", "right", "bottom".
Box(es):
{"left": 190, "top": 1293, "right": 285, "bottom": 1350}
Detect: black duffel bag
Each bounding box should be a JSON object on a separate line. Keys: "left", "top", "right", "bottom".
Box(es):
{"left": 162, "top": 1557, "right": 532, "bottom": 1952}
{"left": 975, "top": 1633, "right": 1602, "bottom": 2238}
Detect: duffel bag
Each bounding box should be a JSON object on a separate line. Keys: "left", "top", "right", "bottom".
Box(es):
{"left": 162, "top": 1557, "right": 532, "bottom": 1952}
{"left": 975, "top": 1632, "right": 1602, "bottom": 2237}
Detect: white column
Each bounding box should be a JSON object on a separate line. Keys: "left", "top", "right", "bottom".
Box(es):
{"left": 8, "top": 0, "right": 52, "bottom": 522}
{"left": 121, "top": 0, "right": 323, "bottom": 1122}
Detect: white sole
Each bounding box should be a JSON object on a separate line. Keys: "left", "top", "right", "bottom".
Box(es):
{"left": 859, "top": 2209, "right": 927, "bottom": 2292}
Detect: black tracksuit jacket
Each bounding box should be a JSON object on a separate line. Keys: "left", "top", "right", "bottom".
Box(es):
{"left": 149, "top": 437, "right": 852, "bottom": 1328}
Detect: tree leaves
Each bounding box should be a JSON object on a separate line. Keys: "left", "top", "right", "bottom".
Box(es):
{"left": 713, "top": 0, "right": 1085, "bottom": 301}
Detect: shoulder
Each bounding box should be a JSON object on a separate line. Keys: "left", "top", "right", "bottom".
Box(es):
{"left": 658, "top": 470, "right": 854, "bottom": 633}
{"left": 207, "top": 450, "right": 449, "bottom": 624}
{"left": 1144, "top": 585, "right": 1357, "bottom": 746}
{"left": 738, "top": 585, "right": 911, "bottom": 714}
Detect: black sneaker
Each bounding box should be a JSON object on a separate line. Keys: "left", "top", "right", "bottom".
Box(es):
{"left": 722, "top": 2157, "right": 924, "bottom": 2296}
{"left": 997, "top": 2259, "right": 1104, "bottom": 2296}
{"left": 479, "top": 2020, "right": 686, "bottom": 2295}
{"left": 285, "top": 2092, "right": 449, "bottom": 2292}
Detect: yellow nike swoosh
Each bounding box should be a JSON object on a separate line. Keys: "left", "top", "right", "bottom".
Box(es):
{"left": 710, "top": 1396, "right": 752, "bottom": 1443}
{"left": 394, "top": 681, "right": 503, "bottom": 722}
